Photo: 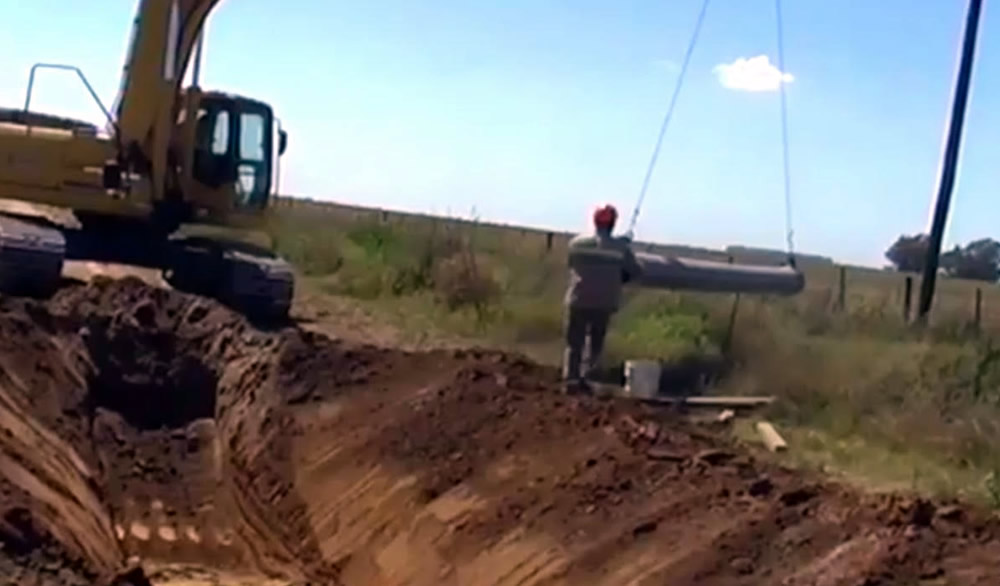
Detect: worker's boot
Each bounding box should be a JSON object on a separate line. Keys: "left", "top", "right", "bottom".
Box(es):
{"left": 561, "top": 378, "right": 591, "bottom": 396}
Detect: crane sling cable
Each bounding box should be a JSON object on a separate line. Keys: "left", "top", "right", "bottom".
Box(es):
{"left": 773, "top": 0, "right": 797, "bottom": 267}
{"left": 626, "top": 0, "right": 799, "bottom": 269}
{"left": 626, "top": 0, "right": 710, "bottom": 238}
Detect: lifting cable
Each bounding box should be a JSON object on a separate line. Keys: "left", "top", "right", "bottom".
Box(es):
{"left": 774, "top": 0, "right": 797, "bottom": 266}
{"left": 625, "top": 0, "right": 799, "bottom": 269}
{"left": 626, "top": 0, "right": 711, "bottom": 237}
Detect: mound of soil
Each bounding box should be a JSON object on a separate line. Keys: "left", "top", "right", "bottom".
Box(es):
{"left": 0, "top": 108, "right": 98, "bottom": 133}
{"left": 288, "top": 347, "right": 1000, "bottom": 585}
{"left": 0, "top": 277, "right": 998, "bottom": 585}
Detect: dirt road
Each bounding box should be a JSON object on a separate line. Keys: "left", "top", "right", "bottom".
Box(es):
{"left": 0, "top": 278, "right": 998, "bottom": 585}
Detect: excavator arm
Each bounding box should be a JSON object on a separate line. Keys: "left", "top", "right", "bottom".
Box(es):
{"left": 111, "top": 0, "right": 285, "bottom": 225}
{"left": 111, "top": 0, "right": 226, "bottom": 216}
{"left": 113, "top": 0, "right": 222, "bottom": 153}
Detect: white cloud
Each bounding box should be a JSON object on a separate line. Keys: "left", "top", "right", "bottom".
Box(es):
{"left": 713, "top": 55, "right": 794, "bottom": 92}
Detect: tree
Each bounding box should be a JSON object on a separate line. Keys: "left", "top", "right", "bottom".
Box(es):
{"left": 885, "top": 233, "right": 929, "bottom": 272}
{"left": 941, "top": 238, "right": 1000, "bottom": 282}
{"left": 887, "top": 233, "right": 1000, "bottom": 282}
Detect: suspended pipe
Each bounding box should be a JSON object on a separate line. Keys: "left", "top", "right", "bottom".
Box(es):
{"left": 635, "top": 252, "right": 805, "bottom": 296}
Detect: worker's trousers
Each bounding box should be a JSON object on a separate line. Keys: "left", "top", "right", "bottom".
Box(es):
{"left": 562, "top": 307, "right": 612, "bottom": 382}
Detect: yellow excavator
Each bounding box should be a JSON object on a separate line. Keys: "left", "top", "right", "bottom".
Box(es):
{"left": 0, "top": 0, "right": 293, "bottom": 319}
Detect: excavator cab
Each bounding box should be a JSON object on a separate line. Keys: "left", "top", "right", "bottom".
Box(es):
{"left": 189, "top": 92, "right": 286, "bottom": 213}
{"left": 159, "top": 88, "right": 295, "bottom": 321}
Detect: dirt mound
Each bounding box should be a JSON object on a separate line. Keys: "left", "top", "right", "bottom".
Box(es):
{"left": 289, "top": 348, "right": 1000, "bottom": 585}
{"left": 0, "top": 277, "right": 999, "bottom": 584}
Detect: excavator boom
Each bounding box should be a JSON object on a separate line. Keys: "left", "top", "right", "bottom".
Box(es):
{"left": 114, "top": 0, "right": 221, "bottom": 150}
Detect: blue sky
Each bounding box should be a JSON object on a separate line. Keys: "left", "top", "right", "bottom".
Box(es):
{"left": 1, "top": 1, "right": 996, "bottom": 266}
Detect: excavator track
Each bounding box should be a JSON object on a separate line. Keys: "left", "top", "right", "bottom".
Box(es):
{"left": 163, "top": 237, "right": 294, "bottom": 322}
{"left": 0, "top": 213, "right": 65, "bottom": 297}
{"left": 0, "top": 212, "right": 293, "bottom": 322}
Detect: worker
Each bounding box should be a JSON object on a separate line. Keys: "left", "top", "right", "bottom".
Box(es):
{"left": 563, "top": 203, "right": 643, "bottom": 393}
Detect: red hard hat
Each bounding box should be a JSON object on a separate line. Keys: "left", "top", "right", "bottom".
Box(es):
{"left": 593, "top": 204, "right": 618, "bottom": 228}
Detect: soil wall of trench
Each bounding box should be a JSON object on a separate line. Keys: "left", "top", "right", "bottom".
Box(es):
{"left": 0, "top": 278, "right": 999, "bottom": 585}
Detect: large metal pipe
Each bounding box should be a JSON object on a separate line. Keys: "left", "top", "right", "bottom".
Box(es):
{"left": 636, "top": 252, "right": 805, "bottom": 296}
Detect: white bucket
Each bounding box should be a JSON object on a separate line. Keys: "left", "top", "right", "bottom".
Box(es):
{"left": 624, "top": 360, "right": 661, "bottom": 398}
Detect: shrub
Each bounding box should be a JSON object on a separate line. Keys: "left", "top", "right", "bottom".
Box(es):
{"left": 503, "top": 298, "right": 565, "bottom": 344}
{"left": 433, "top": 251, "right": 499, "bottom": 314}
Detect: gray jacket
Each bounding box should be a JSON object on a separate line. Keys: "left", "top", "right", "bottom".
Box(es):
{"left": 564, "top": 231, "right": 643, "bottom": 310}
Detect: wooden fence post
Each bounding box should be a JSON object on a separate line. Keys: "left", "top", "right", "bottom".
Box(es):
{"left": 974, "top": 287, "right": 983, "bottom": 332}
{"left": 903, "top": 276, "right": 913, "bottom": 321}
{"left": 721, "top": 254, "right": 741, "bottom": 354}
{"left": 836, "top": 266, "right": 847, "bottom": 312}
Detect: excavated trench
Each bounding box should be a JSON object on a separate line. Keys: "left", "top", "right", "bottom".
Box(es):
{"left": 2, "top": 278, "right": 1000, "bottom": 585}
{"left": 86, "top": 331, "right": 218, "bottom": 431}
{"left": 0, "top": 278, "right": 334, "bottom": 585}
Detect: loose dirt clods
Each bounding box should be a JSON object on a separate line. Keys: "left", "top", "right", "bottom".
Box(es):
{"left": 0, "top": 277, "right": 999, "bottom": 584}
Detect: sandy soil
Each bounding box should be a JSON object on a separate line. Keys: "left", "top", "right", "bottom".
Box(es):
{"left": 0, "top": 278, "right": 997, "bottom": 585}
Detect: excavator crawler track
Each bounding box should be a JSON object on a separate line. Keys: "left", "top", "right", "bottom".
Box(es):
{"left": 0, "top": 214, "right": 65, "bottom": 297}
{"left": 224, "top": 248, "right": 295, "bottom": 321}
{"left": 163, "top": 237, "right": 293, "bottom": 322}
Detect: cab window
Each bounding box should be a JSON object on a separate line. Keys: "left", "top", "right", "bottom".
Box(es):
{"left": 193, "top": 107, "right": 233, "bottom": 188}
{"left": 239, "top": 113, "right": 265, "bottom": 161}
{"left": 211, "top": 111, "right": 230, "bottom": 154}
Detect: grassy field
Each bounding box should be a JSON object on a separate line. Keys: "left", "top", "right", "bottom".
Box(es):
{"left": 267, "top": 196, "right": 1000, "bottom": 507}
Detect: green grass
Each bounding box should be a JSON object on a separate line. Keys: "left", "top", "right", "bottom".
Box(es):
{"left": 267, "top": 199, "right": 1000, "bottom": 506}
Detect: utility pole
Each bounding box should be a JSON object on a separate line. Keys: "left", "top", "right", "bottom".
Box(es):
{"left": 917, "top": 0, "right": 984, "bottom": 321}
